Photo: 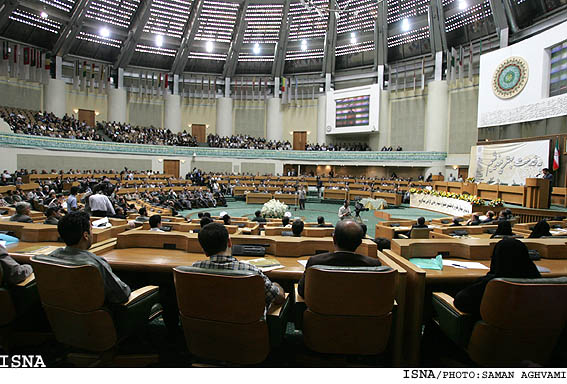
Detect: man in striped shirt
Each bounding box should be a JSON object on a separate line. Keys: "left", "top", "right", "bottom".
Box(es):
{"left": 192, "top": 222, "right": 284, "bottom": 307}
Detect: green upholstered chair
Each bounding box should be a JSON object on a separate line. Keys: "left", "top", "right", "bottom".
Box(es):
{"left": 30, "top": 255, "right": 161, "bottom": 367}
{"left": 433, "top": 277, "right": 567, "bottom": 367}
{"left": 301, "top": 265, "right": 396, "bottom": 355}
{"left": 173, "top": 266, "right": 291, "bottom": 365}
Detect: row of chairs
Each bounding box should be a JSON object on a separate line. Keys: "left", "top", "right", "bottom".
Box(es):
{"left": 1, "top": 257, "right": 397, "bottom": 366}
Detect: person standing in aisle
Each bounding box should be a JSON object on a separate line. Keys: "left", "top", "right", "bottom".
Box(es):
{"left": 298, "top": 185, "right": 306, "bottom": 210}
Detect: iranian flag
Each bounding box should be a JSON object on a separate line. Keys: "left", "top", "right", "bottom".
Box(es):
{"left": 553, "top": 140, "right": 560, "bottom": 171}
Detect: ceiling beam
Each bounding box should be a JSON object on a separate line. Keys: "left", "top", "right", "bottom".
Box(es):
{"left": 271, "top": 0, "right": 290, "bottom": 78}
{"left": 489, "top": 0, "right": 510, "bottom": 47}
{"left": 373, "top": 0, "right": 388, "bottom": 69}
{"left": 222, "top": 0, "right": 249, "bottom": 78}
{"left": 428, "top": 0, "right": 447, "bottom": 54}
{"left": 0, "top": 0, "right": 20, "bottom": 32}
{"left": 113, "top": 0, "right": 153, "bottom": 69}
{"left": 171, "top": 0, "right": 203, "bottom": 75}
{"left": 322, "top": 0, "right": 337, "bottom": 76}
{"left": 51, "top": 0, "right": 90, "bottom": 57}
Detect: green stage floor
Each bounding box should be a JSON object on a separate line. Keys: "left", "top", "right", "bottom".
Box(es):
{"left": 181, "top": 201, "right": 452, "bottom": 238}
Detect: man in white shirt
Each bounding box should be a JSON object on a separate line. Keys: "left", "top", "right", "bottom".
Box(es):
{"left": 448, "top": 174, "right": 456, "bottom": 182}
{"left": 149, "top": 215, "right": 164, "bottom": 232}
{"left": 89, "top": 190, "right": 115, "bottom": 217}
{"left": 338, "top": 200, "right": 352, "bottom": 220}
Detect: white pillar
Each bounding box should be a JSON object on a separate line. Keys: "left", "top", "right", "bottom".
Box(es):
{"left": 374, "top": 90, "right": 390, "bottom": 150}
{"left": 107, "top": 87, "right": 127, "bottom": 123}
{"left": 55, "top": 56, "right": 63, "bottom": 80}
{"left": 164, "top": 93, "right": 181, "bottom": 133}
{"left": 317, "top": 94, "right": 327, "bottom": 144}
{"left": 44, "top": 78, "right": 66, "bottom": 117}
{"left": 435, "top": 51, "right": 443, "bottom": 81}
{"left": 266, "top": 97, "right": 283, "bottom": 142}
{"left": 424, "top": 80, "right": 449, "bottom": 176}
{"left": 117, "top": 68, "right": 124, "bottom": 89}
{"left": 216, "top": 97, "right": 233, "bottom": 137}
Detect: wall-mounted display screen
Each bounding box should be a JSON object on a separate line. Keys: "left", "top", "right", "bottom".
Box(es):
{"left": 550, "top": 40, "right": 567, "bottom": 97}
{"left": 335, "top": 95, "right": 370, "bottom": 128}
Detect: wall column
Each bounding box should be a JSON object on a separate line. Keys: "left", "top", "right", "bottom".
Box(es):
{"left": 317, "top": 94, "right": 327, "bottom": 144}
{"left": 164, "top": 93, "right": 181, "bottom": 133}
{"left": 216, "top": 97, "right": 233, "bottom": 137}
{"left": 107, "top": 87, "right": 127, "bottom": 123}
{"left": 43, "top": 78, "right": 66, "bottom": 118}
{"left": 266, "top": 97, "right": 283, "bottom": 142}
{"left": 374, "top": 89, "right": 390, "bottom": 150}
{"left": 424, "top": 80, "right": 449, "bottom": 176}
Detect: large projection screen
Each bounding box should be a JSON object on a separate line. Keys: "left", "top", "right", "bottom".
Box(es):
{"left": 469, "top": 140, "right": 550, "bottom": 185}
{"left": 325, "top": 84, "right": 380, "bottom": 135}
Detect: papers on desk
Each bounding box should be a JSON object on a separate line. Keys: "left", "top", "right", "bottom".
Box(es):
{"left": 550, "top": 228, "right": 567, "bottom": 235}
{"left": 0, "top": 240, "right": 6, "bottom": 247}
{"left": 297, "top": 260, "right": 308, "bottom": 267}
{"left": 17, "top": 245, "right": 61, "bottom": 256}
{"left": 442, "top": 260, "right": 489, "bottom": 270}
{"left": 243, "top": 257, "right": 285, "bottom": 272}
{"left": 92, "top": 217, "right": 112, "bottom": 229}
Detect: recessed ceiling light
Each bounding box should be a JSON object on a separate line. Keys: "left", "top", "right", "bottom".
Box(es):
{"left": 155, "top": 34, "right": 163, "bottom": 47}
{"left": 253, "top": 43, "right": 260, "bottom": 55}
{"left": 206, "top": 40, "right": 214, "bottom": 53}
{"left": 100, "top": 27, "right": 110, "bottom": 38}
{"left": 40, "top": 11, "right": 48, "bottom": 19}
{"left": 350, "top": 32, "right": 357, "bottom": 44}
{"left": 458, "top": 0, "right": 468, "bottom": 10}
{"left": 401, "top": 18, "right": 410, "bottom": 32}
{"left": 301, "top": 39, "right": 307, "bottom": 51}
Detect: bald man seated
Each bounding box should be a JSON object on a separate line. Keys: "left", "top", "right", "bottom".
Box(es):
{"left": 297, "top": 219, "right": 381, "bottom": 298}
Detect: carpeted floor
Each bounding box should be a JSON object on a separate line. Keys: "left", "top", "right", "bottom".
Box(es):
{"left": 180, "top": 200, "right": 451, "bottom": 238}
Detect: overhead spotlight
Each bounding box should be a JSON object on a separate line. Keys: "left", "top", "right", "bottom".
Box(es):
{"left": 401, "top": 18, "right": 410, "bottom": 32}
{"left": 155, "top": 34, "right": 163, "bottom": 47}
{"left": 301, "top": 39, "right": 307, "bottom": 51}
{"left": 253, "top": 43, "right": 260, "bottom": 55}
{"left": 350, "top": 32, "right": 357, "bottom": 44}
{"left": 206, "top": 40, "right": 214, "bottom": 53}
{"left": 100, "top": 27, "right": 110, "bottom": 38}
{"left": 458, "top": 0, "right": 468, "bottom": 10}
{"left": 40, "top": 11, "right": 48, "bottom": 19}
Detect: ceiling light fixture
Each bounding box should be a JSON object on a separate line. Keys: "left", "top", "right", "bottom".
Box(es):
{"left": 301, "top": 39, "right": 307, "bottom": 51}
{"left": 401, "top": 18, "right": 410, "bottom": 32}
{"left": 206, "top": 40, "right": 214, "bottom": 53}
{"left": 458, "top": 0, "right": 468, "bottom": 10}
{"left": 155, "top": 34, "right": 163, "bottom": 47}
{"left": 100, "top": 27, "right": 110, "bottom": 38}
{"left": 253, "top": 42, "right": 260, "bottom": 55}
{"left": 350, "top": 32, "right": 357, "bottom": 44}
{"left": 40, "top": 11, "right": 48, "bottom": 19}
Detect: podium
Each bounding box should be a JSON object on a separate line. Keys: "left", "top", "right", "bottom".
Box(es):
{"left": 525, "top": 178, "right": 550, "bottom": 209}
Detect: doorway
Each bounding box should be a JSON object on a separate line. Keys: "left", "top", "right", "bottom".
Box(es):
{"left": 78, "top": 109, "right": 95, "bottom": 128}
{"left": 192, "top": 124, "right": 206, "bottom": 143}
{"left": 163, "top": 160, "right": 180, "bottom": 178}
{"left": 293, "top": 131, "right": 307, "bottom": 150}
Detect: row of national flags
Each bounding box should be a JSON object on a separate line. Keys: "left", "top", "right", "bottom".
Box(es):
{"left": 73, "top": 60, "right": 111, "bottom": 93}
{"left": 0, "top": 40, "right": 51, "bottom": 83}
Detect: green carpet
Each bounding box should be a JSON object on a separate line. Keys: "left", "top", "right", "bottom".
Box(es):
{"left": 180, "top": 201, "right": 449, "bottom": 238}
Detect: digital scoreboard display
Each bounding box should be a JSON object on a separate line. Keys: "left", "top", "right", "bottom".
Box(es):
{"left": 335, "top": 95, "right": 370, "bottom": 128}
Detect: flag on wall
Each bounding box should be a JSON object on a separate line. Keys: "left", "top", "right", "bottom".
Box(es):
{"left": 12, "top": 44, "right": 18, "bottom": 78}
{"left": 35, "top": 49, "right": 41, "bottom": 81}
{"left": 22, "top": 47, "right": 30, "bottom": 80}
{"left": 553, "top": 140, "right": 560, "bottom": 171}
{"left": 73, "top": 60, "right": 79, "bottom": 89}
{"left": 468, "top": 41, "right": 474, "bottom": 81}
{"left": 421, "top": 57, "right": 425, "bottom": 90}
{"left": 81, "top": 61, "right": 87, "bottom": 91}
{"left": 43, "top": 52, "right": 51, "bottom": 85}
{"left": 90, "top": 63, "right": 96, "bottom": 92}
{"left": 0, "top": 41, "right": 9, "bottom": 76}
{"left": 451, "top": 47, "right": 457, "bottom": 83}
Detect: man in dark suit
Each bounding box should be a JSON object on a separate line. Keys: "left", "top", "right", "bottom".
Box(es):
{"left": 542, "top": 168, "right": 553, "bottom": 208}
{"left": 406, "top": 216, "right": 428, "bottom": 237}
{"left": 298, "top": 220, "right": 380, "bottom": 297}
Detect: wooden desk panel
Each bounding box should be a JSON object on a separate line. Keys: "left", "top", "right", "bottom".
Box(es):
{"left": 273, "top": 194, "right": 298, "bottom": 205}
{"left": 246, "top": 193, "right": 272, "bottom": 204}
{"left": 348, "top": 190, "right": 372, "bottom": 201}
{"left": 372, "top": 192, "right": 402, "bottom": 206}
{"left": 324, "top": 189, "right": 347, "bottom": 200}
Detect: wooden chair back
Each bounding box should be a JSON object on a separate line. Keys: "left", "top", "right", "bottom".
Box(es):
{"left": 303, "top": 265, "right": 396, "bottom": 354}
{"left": 173, "top": 267, "right": 270, "bottom": 364}
{"left": 410, "top": 228, "right": 432, "bottom": 239}
{"left": 468, "top": 277, "right": 567, "bottom": 366}
{"left": 30, "top": 256, "right": 117, "bottom": 352}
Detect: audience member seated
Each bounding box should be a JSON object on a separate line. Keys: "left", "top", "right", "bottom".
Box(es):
{"left": 528, "top": 220, "right": 552, "bottom": 238}
{"left": 450, "top": 217, "right": 462, "bottom": 227}
{"left": 298, "top": 220, "right": 381, "bottom": 298}
{"left": 466, "top": 214, "right": 481, "bottom": 226}
{"left": 282, "top": 215, "right": 291, "bottom": 228}
{"left": 192, "top": 222, "right": 284, "bottom": 306}
{"left": 317, "top": 216, "right": 333, "bottom": 228}
{"left": 481, "top": 211, "right": 495, "bottom": 224}
{"left": 0, "top": 243, "right": 33, "bottom": 285}
{"left": 134, "top": 207, "right": 149, "bottom": 223}
{"left": 291, "top": 219, "right": 304, "bottom": 237}
{"left": 47, "top": 211, "right": 131, "bottom": 304}
{"left": 409, "top": 217, "right": 428, "bottom": 237}
{"left": 251, "top": 210, "right": 266, "bottom": 223}
{"left": 10, "top": 202, "right": 33, "bottom": 223}
{"left": 149, "top": 215, "right": 164, "bottom": 232}
{"left": 497, "top": 208, "right": 514, "bottom": 222}
{"left": 222, "top": 214, "right": 232, "bottom": 226}
{"left": 490, "top": 221, "right": 513, "bottom": 238}
{"left": 453, "top": 239, "right": 541, "bottom": 317}
{"left": 43, "top": 207, "right": 60, "bottom": 225}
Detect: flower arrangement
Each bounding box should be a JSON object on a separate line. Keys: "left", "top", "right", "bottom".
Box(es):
{"left": 465, "top": 177, "right": 475, "bottom": 183}
{"left": 410, "top": 189, "right": 499, "bottom": 206}
{"left": 260, "top": 199, "right": 288, "bottom": 218}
